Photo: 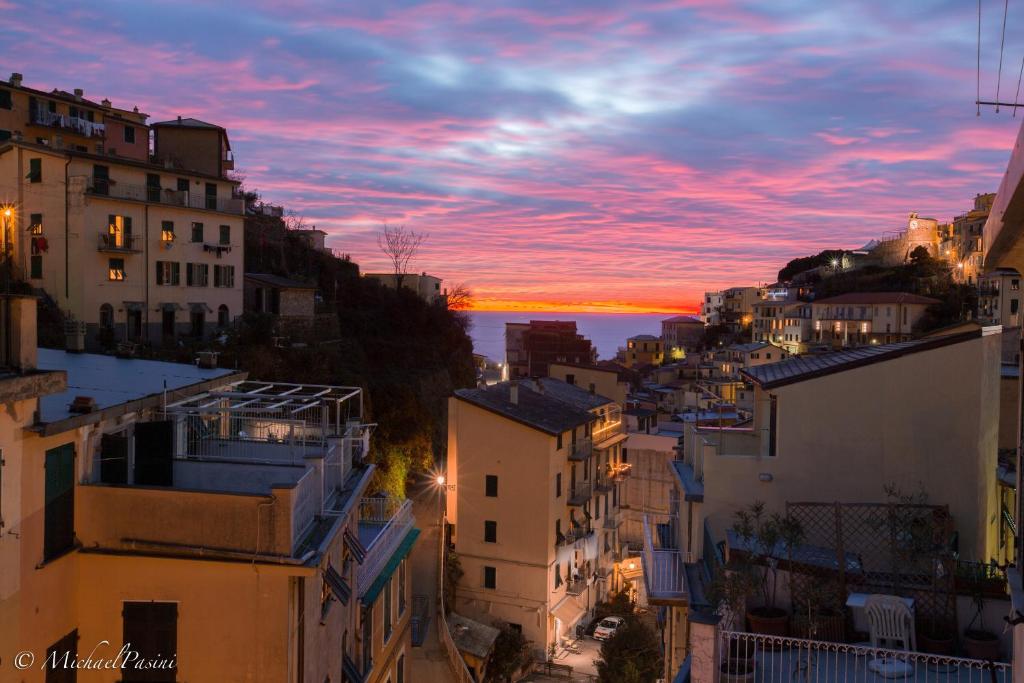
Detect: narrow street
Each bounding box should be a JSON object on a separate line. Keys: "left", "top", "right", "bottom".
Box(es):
{"left": 408, "top": 479, "right": 457, "bottom": 683}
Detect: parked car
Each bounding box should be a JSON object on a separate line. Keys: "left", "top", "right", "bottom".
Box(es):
{"left": 592, "top": 616, "right": 625, "bottom": 641}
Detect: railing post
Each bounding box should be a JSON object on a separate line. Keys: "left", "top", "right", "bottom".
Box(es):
{"left": 689, "top": 615, "right": 721, "bottom": 683}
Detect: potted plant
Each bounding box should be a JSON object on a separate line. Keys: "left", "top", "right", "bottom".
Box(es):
{"left": 963, "top": 570, "right": 1000, "bottom": 661}
{"left": 791, "top": 578, "right": 845, "bottom": 642}
{"left": 707, "top": 565, "right": 758, "bottom": 682}
{"left": 732, "top": 501, "right": 804, "bottom": 636}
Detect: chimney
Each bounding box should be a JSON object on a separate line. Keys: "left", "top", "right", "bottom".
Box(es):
{"left": 73, "top": 88, "right": 83, "bottom": 101}
{"left": 177, "top": 115, "right": 182, "bottom": 123}
{"left": 101, "top": 98, "right": 111, "bottom": 108}
{"left": 4, "top": 295, "right": 38, "bottom": 371}
{"left": 509, "top": 383, "right": 518, "bottom": 405}
{"left": 9, "top": 72, "right": 22, "bottom": 88}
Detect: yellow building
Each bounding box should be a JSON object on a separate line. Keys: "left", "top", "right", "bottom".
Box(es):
{"left": 447, "top": 378, "right": 630, "bottom": 656}
{"left": 548, "top": 361, "right": 630, "bottom": 406}
{"left": 624, "top": 334, "right": 664, "bottom": 368}
{"left": 0, "top": 78, "right": 244, "bottom": 348}
{"left": 810, "top": 292, "right": 939, "bottom": 348}
{"left": 0, "top": 297, "right": 416, "bottom": 682}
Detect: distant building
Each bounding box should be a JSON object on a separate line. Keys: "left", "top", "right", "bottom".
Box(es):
{"left": 151, "top": 116, "right": 234, "bottom": 179}
{"left": 810, "top": 292, "right": 939, "bottom": 348}
{"left": 701, "top": 291, "right": 723, "bottom": 325}
{"left": 978, "top": 267, "right": 1021, "bottom": 328}
{"left": 244, "top": 272, "right": 317, "bottom": 320}
{"left": 716, "top": 341, "right": 788, "bottom": 379}
{"left": 549, "top": 361, "right": 631, "bottom": 406}
{"left": 447, "top": 378, "right": 629, "bottom": 657}
{"left": 293, "top": 226, "right": 330, "bottom": 253}
{"left": 624, "top": 334, "right": 664, "bottom": 368}
{"left": 505, "top": 320, "right": 596, "bottom": 379}
{"left": 751, "top": 299, "right": 812, "bottom": 353}
{"left": 365, "top": 271, "right": 444, "bottom": 304}
{"left": 661, "top": 315, "right": 704, "bottom": 358}
{"left": 950, "top": 193, "right": 995, "bottom": 284}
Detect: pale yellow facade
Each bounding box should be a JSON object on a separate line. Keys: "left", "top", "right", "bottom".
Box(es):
{"left": 0, "top": 141, "right": 243, "bottom": 346}
{"left": 548, "top": 362, "right": 629, "bottom": 406}
{"left": 446, "top": 380, "right": 629, "bottom": 656}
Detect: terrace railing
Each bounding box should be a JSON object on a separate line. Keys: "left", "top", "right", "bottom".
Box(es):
{"left": 356, "top": 498, "right": 415, "bottom": 592}
{"left": 718, "top": 630, "right": 1010, "bottom": 683}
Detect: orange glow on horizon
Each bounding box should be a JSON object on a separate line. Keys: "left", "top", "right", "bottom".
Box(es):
{"left": 468, "top": 298, "right": 700, "bottom": 315}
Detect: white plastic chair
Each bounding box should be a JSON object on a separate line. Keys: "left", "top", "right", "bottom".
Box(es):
{"left": 864, "top": 595, "right": 916, "bottom": 679}
{"left": 865, "top": 594, "right": 916, "bottom": 651}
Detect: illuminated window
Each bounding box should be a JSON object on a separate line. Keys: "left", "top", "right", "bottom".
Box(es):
{"left": 29, "top": 213, "right": 43, "bottom": 235}
{"left": 107, "top": 214, "right": 132, "bottom": 248}
{"left": 161, "top": 221, "right": 175, "bottom": 242}
{"left": 108, "top": 258, "right": 125, "bottom": 281}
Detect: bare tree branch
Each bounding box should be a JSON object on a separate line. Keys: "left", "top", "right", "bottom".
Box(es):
{"left": 445, "top": 282, "right": 473, "bottom": 310}
{"left": 377, "top": 223, "right": 427, "bottom": 288}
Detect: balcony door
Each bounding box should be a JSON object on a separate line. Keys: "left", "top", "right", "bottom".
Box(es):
{"left": 134, "top": 421, "right": 173, "bottom": 486}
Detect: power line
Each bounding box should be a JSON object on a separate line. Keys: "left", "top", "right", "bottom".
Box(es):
{"left": 997, "top": 0, "right": 1010, "bottom": 112}
{"left": 1014, "top": 55, "right": 1024, "bottom": 117}
{"left": 979, "top": 0, "right": 983, "bottom": 116}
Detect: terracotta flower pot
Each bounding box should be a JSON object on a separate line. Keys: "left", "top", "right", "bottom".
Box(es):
{"left": 963, "top": 630, "right": 1000, "bottom": 661}
{"left": 747, "top": 607, "right": 789, "bottom": 636}
{"left": 919, "top": 629, "right": 955, "bottom": 655}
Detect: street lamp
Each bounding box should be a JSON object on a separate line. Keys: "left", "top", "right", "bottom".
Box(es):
{"left": 0, "top": 205, "right": 14, "bottom": 294}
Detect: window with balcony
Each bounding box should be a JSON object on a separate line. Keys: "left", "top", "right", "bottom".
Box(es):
{"left": 28, "top": 158, "right": 42, "bottom": 183}
{"left": 29, "top": 213, "right": 43, "bottom": 234}
{"left": 483, "top": 566, "right": 496, "bottom": 589}
{"left": 191, "top": 222, "right": 203, "bottom": 243}
{"left": 205, "top": 182, "right": 217, "bottom": 210}
{"left": 108, "top": 258, "right": 126, "bottom": 281}
{"left": 146, "top": 173, "right": 161, "bottom": 202}
{"left": 485, "top": 474, "right": 498, "bottom": 497}
{"left": 106, "top": 214, "right": 132, "bottom": 249}
{"left": 484, "top": 520, "right": 497, "bottom": 543}
{"left": 92, "top": 164, "right": 108, "bottom": 194}
{"left": 219, "top": 224, "right": 230, "bottom": 245}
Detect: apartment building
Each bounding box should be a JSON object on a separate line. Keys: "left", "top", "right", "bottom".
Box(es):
{"left": 0, "top": 73, "right": 150, "bottom": 161}
{"left": 701, "top": 291, "right": 723, "bottom": 326}
{"left": 978, "top": 267, "right": 1021, "bottom": 329}
{"left": 751, "top": 300, "right": 812, "bottom": 353}
{"left": 810, "top": 292, "right": 939, "bottom": 348}
{"left": 0, "top": 77, "right": 243, "bottom": 348}
{"left": 948, "top": 193, "right": 995, "bottom": 284}
{"left": 624, "top": 334, "right": 664, "bottom": 369}
{"left": 720, "top": 286, "right": 762, "bottom": 334}
{"left": 548, "top": 361, "right": 630, "bottom": 406}
{"left": 0, "top": 296, "right": 416, "bottom": 682}
{"left": 447, "top": 378, "right": 630, "bottom": 655}
{"left": 714, "top": 342, "right": 787, "bottom": 379}
{"left": 504, "top": 320, "right": 596, "bottom": 379}
{"left": 661, "top": 315, "right": 704, "bottom": 358}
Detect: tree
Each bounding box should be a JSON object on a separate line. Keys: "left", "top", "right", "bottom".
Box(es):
{"left": 377, "top": 223, "right": 427, "bottom": 289}
{"left": 444, "top": 550, "right": 464, "bottom": 614}
{"left": 446, "top": 282, "right": 474, "bottom": 311}
{"left": 596, "top": 617, "right": 662, "bottom": 683}
{"left": 486, "top": 623, "right": 532, "bottom": 682}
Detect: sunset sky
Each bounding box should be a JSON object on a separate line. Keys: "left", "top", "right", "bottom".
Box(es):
{"left": 5, "top": 0, "right": 1024, "bottom": 312}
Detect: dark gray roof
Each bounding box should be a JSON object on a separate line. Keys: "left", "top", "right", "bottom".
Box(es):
{"left": 151, "top": 117, "right": 224, "bottom": 130}
{"left": 245, "top": 272, "right": 317, "bottom": 290}
{"left": 454, "top": 380, "right": 595, "bottom": 435}
{"left": 448, "top": 613, "right": 500, "bottom": 659}
{"left": 671, "top": 461, "right": 704, "bottom": 502}
{"left": 533, "top": 377, "right": 612, "bottom": 410}
{"left": 629, "top": 334, "right": 660, "bottom": 341}
{"left": 624, "top": 407, "right": 656, "bottom": 417}
{"left": 742, "top": 330, "right": 982, "bottom": 389}
{"left": 729, "top": 342, "right": 771, "bottom": 353}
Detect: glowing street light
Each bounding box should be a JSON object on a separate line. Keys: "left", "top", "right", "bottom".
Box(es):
{"left": 435, "top": 474, "right": 446, "bottom": 487}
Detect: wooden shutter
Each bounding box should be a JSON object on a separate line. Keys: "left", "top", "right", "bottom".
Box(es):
{"left": 45, "top": 629, "right": 78, "bottom": 683}
{"left": 134, "top": 421, "right": 173, "bottom": 486}
{"left": 43, "top": 444, "right": 75, "bottom": 561}
{"left": 122, "top": 602, "right": 177, "bottom": 682}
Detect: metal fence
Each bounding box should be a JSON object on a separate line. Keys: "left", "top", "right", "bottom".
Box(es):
{"left": 438, "top": 517, "right": 478, "bottom": 683}
{"left": 719, "top": 630, "right": 1009, "bottom": 683}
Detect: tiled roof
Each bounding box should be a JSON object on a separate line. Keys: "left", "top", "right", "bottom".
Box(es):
{"left": 729, "top": 342, "right": 771, "bottom": 353}
{"left": 742, "top": 330, "right": 982, "bottom": 389}
{"left": 532, "top": 377, "right": 612, "bottom": 409}
{"left": 812, "top": 292, "right": 941, "bottom": 305}
{"left": 151, "top": 117, "right": 224, "bottom": 130}
{"left": 662, "top": 315, "right": 702, "bottom": 324}
{"left": 454, "top": 380, "right": 596, "bottom": 435}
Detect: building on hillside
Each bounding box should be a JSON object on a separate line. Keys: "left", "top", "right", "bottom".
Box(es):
{"left": 624, "top": 334, "right": 664, "bottom": 368}
{"left": 618, "top": 429, "right": 680, "bottom": 563}
{"left": 700, "top": 291, "right": 723, "bottom": 326}
{"left": 751, "top": 299, "right": 812, "bottom": 353}
{"left": 244, "top": 272, "right": 317, "bottom": 321}
{"left": 948, "top": 193, "right": 996, "bottom": 284}
{"left": 548, "top": 361, "right": 630, "bottom": 406}
{"left": 293, "top": 226, "right": 330, "bottom": 252}
{"left": 447, "top": 378, "right": 630, "bottom": 657}
{"left": 0, "top": 101, "right": 244, "bottom": 348}
{"left": 0, "top": 295, "right": 417, "bottom": 683}
{"left": 364, "top": 271, "right": 444, "bottom": 304}
{"left": 504, "top": 321, "right": 596, "bottom": 379}
{"left": 661, "top": 315, "right": 704, "bottom": 359}
{"left": 0, "top": 72, "right": 150, "bottom": 161}
{"left": 716, "top": 342, "right": 788, "bottom": 379}
{"left": 809, "top": 292, "right": 939, "bottom": 348}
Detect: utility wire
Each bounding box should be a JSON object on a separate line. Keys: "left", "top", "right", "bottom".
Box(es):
{"left": 997, "top": 0, "right": 1010, "bottom": 112}
{"left": 1015, "top": 55, "right": 1024, "bottom": 117}
{"left": 979, "top": 0, "right": 983, "bottom": 115}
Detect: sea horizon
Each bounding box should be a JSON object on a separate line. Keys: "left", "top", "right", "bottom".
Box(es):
{"left": 466, "top": 309, "right": 691, "bottom": 363}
